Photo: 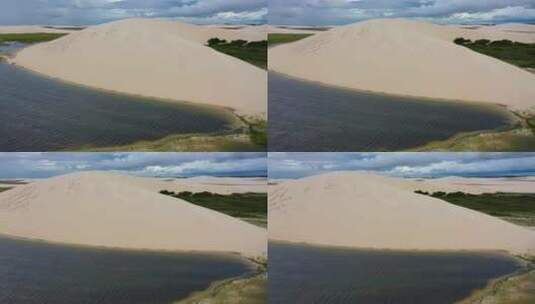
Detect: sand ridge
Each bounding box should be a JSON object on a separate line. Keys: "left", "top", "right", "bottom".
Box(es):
{"left": 269, "top": 19, "right": 535, "bottom": 114}
{"left": 0, "top": 171, "right": 266, "bottom": 257}
{"left": 13, "top": 18, "right": 267, "bottom": 118}
{"left": 269, "top": 171, "right": 535, "bottom": 254}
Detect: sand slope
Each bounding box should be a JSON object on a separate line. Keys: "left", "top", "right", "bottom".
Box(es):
{"left": 269, "top": 19, "right": 535, "bottom": 114}
{"left": 269, "top": 171, "right": 535, "bottom": 254}
{"left": 0, "top": 171, "right": 266, "bottom": 257}
{"left": 13, "top": 18, "right": 266, "bottom": 118}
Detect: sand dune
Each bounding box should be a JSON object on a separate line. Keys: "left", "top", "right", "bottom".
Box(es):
{"left": 269, "top": 171, "right": 535, "bottom": 254}
{"left": 269, "top": 19, "right": 535, "bottom": 114}
{"left": 403, "top": 176, "right": 535, "bottom": 194}
{"left": 0, "top": 171, "right": 266, "bottom": 257}
{"left": 13, "top": 18, "right": 266, "bottom": 118}
{"left": 124, "top": 175, "right": 267, "bottom": 194}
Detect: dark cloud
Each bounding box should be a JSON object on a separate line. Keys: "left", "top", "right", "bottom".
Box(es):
{"left": 0, "top": 153, "right": 266, "bottom": 178}
{"left": 0, "top": 0, "right": 267, "bottom": 25}
{"left": 269, "top": 153, "right": 535, "bottom": 179}
{"left": 269, "top": 0, "right": 535, "bottom": 25}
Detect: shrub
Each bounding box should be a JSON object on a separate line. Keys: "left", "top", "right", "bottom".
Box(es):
{"left": 230, "top": 39, "right": 247, "bottom": 46}
{"left": 454, "top": 37, "right": 471, "bottom": 45}
{"left": 489, "top": 39, "right": 513, "bottom": 46}
{"left": 207, "top": 37, "right": 226, "bottom": 46}
{"left": 474, "top": 39, "right": 490, "bottom": 45}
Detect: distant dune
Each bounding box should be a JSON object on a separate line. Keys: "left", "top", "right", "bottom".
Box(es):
{"left": 269, "top": 171, "right": 535, "bottom": 254}
{"left": 13, "top": 18, "right": 267, "bottom": 118}
{"left": 0, "top": 171, "right": 266, "bottom": 257}
{"left": 0, "top": 25, "right": 76, "bottom": 34}
{"left": 269, "top": 19, "right": 535, "bottom": 114}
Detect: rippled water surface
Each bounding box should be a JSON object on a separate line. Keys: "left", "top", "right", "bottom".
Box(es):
{"left": 269, "top": 242, "right": 521, "bottom": 304}
{"left": 0, "top": 43, "right": 237, "bottom": 151}
{"left": 0, "top": 236, "right": 253, "bottom": 304}
{"left": 269, "top": 73, "right": 513, "bottom": 151}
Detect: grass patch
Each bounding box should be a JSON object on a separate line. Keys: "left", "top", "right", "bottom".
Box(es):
{"left": 410, "top": 114, "right": 535, "bottom": 151}
{"left": 458, "top": 261, "right": 535, "bottom": 304}
{"left": 415, "top": 190, "right": 535, "bottom": 226}
{"left": 73, "top": 131, "right": 264, "bottom": 152}
{"left": 248, "top": 119, "right": 267, "bottom": 147}
{"left": 160, "top": 191, "right": 267, "bottom": 227}
{"left": 175, "top": 272, "right": 266, "bottom": 304}
{"left": 207, "top": 38, "right": 267, "bottom": 69}
{"left": 268, "top": 33, "right": 313, "bottom": 46}
{"left": 0, "top": 33, "right": 67, "bottom": 43}
{"left": 0, "top": 187, "right": 12, "bottom": 193}
{"left": 454, "top": 38, "right": 535, "bottom": 68}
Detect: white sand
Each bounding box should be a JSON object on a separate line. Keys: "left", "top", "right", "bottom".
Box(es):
{"left": 269, "top": 19, "right": 535, "bottom": 114}
{"left": 269, "top": 171, "right": 535, "bottom": 254}
{"left": 12, "top": 18, "right": 267, "bottom": 118}
{"left": 0, "top": 171, "right": 266, "bottom": 257}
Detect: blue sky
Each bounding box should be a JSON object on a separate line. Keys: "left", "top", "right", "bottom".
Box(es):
{"left": 0, "top": 153, "right": 266, "bottom": 178}
{"left": 0, "top": 0, "right": 267, "bottom": 25}
{"left": 269, "top": 0, "right": 535, "bottom": 25}
{"left": 269, "top": 153, "right": 535, "bottom": 179}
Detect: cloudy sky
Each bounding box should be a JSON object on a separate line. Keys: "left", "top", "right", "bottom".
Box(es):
{"left": 0, "top": 153, "right": 266, "bottom": 178}
{"left": 269, "top": 153, "right": 535, "bottom": 179}
{"left": 269, "top": 0, "right": 535, "bottom": 25}
{"left": 0, "top": 0, "right": 267, "bottom": 25}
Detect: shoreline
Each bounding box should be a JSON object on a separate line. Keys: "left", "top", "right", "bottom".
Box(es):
{"left": 269, "top": 71, "right": 523, "bottom": 112}
{"left": 268, "top": 239, "right": 522, "bottom": 256}
{"left": 0, "top": 232, "right": 260, "bottom": 259}
{"left": 271, "top": 240, "right": 531, "bottom": 304}
{"left": 457, "top": 256, "right": 535, "bottom": 304}
{"left": 271, "top": 71, "right": 528, "bottom": 151}
{"left": 7, "top": 59, "right": 259, "bottom": 119}
{"left": 2, "top": 59, "right": 267, "bottom": 152}
{"left": 410, "top": 111, "right": 535, "bottom": 151}
{"left": 175, "top": 256, "right": 267, "bottom": 304}
{"left": 69, "top": 117, "right": 266, "bottom": 152}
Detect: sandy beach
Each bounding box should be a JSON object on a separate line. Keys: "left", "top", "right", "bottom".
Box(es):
{"left": 11, "top": 18, "right": 267, "bottom": 118}
{"left": 0, "top": 171, "right": 266, "bottom": 257}
{"left": 269, "top": 171, "right": 535, "bottom": 254}
{"left": 269, "top": 19, "right": 535, "bottom": 114}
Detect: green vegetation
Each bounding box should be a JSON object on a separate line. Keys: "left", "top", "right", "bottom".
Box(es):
{"left": 454, "top": 37, "right": 535, "bottom": 68}
{"left": 248, "top": 119, "right": 267, "bottom": 146}
{"left": 0, "top": 187, "right": 12, "bottom": 193}
{"left": 411, "top": 113, "right": 535, "bottom": 152}
{"left": 458, "top": 258, "right": 535, "bottom": 304}
{"left": 415, "top": 190, "right": 535, "bottom": 226}
{"left": 75, "top": 131, "right": 264, "bottom": 152}
{"left": 160, "top": 191, "right": 267, "bottom": 227}
{"left": 176, "top": 272, "right": 266, "bottom": 304}
{"left": 207, "top": 38, "right": 267, "bottom": 69}
{"left": 0, "top": 33, "right": 67, "bottom": 43}
{"left": 268, "top": 33, "right": 313, "bottom": 46}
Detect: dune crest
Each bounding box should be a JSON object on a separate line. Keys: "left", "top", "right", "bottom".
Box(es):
{"left": 269, "top": 19, "right": 535, "bottom": 114}
{"left": 0, "top": 171, "right": 266, "bottom": 257}
{"left": 269, "top": 171, "right": 535, "bottom": 254}
{"left": 13, "top": 18, "right": 267, "bottom": 118}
